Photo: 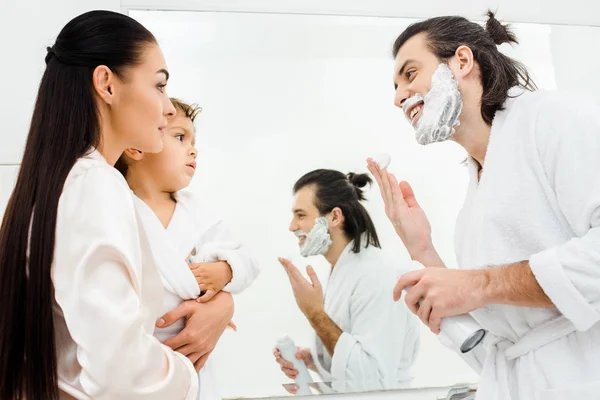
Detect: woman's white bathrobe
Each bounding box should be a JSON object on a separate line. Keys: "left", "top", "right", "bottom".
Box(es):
{"left": 133, "top": 190, "right": 259, "bottom": 400}
{"left": 53, "top": 151, "right": 198, "bottom": 400}
{"left": 454, "top": 90, "right": 600, "bottom": 400}
{"left": 311, "top": 241, "right": 420, "bottom": 393}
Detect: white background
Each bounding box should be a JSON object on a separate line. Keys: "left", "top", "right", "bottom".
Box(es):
{"left": 2, "top": 1, "right": 600, "bottom": 399}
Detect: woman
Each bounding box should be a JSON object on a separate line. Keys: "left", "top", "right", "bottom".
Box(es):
{"left": 0, "top": 10, "right": 197, "bottom": 399}
{"left": 274, "top": 169, "right": 420, "bottom": 393}
{"left": 369, "top": 11, "right": 600, "bottom": 400}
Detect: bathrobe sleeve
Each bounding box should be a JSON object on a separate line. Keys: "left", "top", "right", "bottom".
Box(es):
{"left": 194, "top": 220, "right": 260, "bottom": 294}
{"left": 528, "top": 93, "right": 600, "bottom": 331}
{"left": 53, "top": 166, "right": 198, "bottom": 399}
{"left": 330, "top": 266, "right": 415, "bottom": 391}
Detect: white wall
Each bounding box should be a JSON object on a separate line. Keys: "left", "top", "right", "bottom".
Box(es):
{"left": 122, "top": 0, "right": 600, "bottom": 26}
{"left": 549, "top": 25, "right": 600, "bottom": 96}
{"left": 0, "top": 0, "right": 121, "bottom": 164}
{"left": 0, "top": 167, "right": 19, "bottom": 222}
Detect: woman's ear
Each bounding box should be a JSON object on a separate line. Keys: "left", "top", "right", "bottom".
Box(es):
{"left": 92, "top": 65, "right": 117, "bottom": 105}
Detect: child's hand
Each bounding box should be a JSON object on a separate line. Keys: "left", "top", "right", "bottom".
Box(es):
{"left": 189, "top": 261, "right": 233, "bottom": 302}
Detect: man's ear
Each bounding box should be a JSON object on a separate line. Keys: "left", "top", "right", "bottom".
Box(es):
{"left": 452, "top": 45, "right": 475, "bottom": 79}
{"left": 329, "top": 207, "right": 344, "bottom": 228}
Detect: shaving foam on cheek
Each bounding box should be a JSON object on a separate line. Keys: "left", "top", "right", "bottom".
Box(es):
{"left": 402, "top": 94, "right": 425, "bottom": 116}
{"left": 402, "top": 63, "right": 463, "bottom": 145}
{"left": 294, "top": 217, "right": 332, "bottom": 257}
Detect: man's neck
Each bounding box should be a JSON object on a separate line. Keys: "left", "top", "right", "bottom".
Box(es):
{"left": 324, "top": 234, "right": 351, "bottom": 268}
{"left": 453, "top": 113, "right": 492, "bottom": 168}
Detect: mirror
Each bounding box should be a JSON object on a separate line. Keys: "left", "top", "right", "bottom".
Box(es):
{"left": 127, "top": 9, "right": 600, "bottom": 399}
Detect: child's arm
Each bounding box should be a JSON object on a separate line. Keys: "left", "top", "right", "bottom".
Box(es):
{"left": 188, "top": 260, "right": 232, "bottom": 301}
{"left": 190, "top": 220, "right": 260, "bottom": 296}
{"left": 185, "top": 261, "right": 237, "bottom": 331}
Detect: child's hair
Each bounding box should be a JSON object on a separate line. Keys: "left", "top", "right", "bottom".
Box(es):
{"left": 115, "top": 97, "right": 202, "bottom": 177}
{"left": 170, "top": 97, "right": 202, "bottom": 124}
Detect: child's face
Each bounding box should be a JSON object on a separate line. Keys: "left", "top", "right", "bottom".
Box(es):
{"left": 143, "top": 112, "right": 197, "bottom": 192}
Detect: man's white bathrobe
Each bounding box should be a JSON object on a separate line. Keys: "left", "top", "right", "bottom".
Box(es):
{"left": 53, "top": 151, "right": 198, "bottom": 400}
{"left": 311, "top": 240, "right": 420, "bottom": 393}
{"left": 133, "top": 189, "right": 259, "bottom": 400}
{"left": 454, "top": 90, "right": 600, "bottom": 400}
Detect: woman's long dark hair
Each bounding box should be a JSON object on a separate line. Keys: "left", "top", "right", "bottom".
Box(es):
{"left": 0, "top": 10, "right": 156, "bottom": 400}
{"left": 294, "top": 169, "right": 380, "bottom": 253}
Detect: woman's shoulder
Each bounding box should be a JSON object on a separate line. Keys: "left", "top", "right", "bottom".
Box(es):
{"left": 65, "top": 152, "right": 131, "bottom": 195}
{"left": 59, "top": 154, "right": 135, "bottom": 224}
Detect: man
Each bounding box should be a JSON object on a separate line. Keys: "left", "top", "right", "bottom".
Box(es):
{"left": 367, "top": 11, "right": 600, "bottom": 400}
{"left": 273, "top": 169, "right": 420, "bottom": 393}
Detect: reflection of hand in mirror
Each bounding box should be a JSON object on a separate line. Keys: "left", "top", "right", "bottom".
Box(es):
{"left": 188, "top": 261, "right": 233, "bottom": 302}
{"left": 278, "top": 258, "right": 324, "bottom": 318}
{"left": 394, "top": 267, "right": 488, "bottom": 334}
{"left": 283, "top": 383, "right": 300, "bottom": 395}
{"left": 273, "top": 346, "right": 317, "bottom": 379}
{"left": 282, "top": 382, "right": 323, "bottom": 396}
{"left": 366, "top": 158, "right": 444, "bottom": 268}
{"left": 157, "top": 292, "right": 234, "bottom": 371}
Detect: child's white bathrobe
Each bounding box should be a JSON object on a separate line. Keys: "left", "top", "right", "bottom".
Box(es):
{"left": 310, "top": 240, "right": 420, "bottom": 393}
{"left": 454, "top": 90, "right": 600, "bottom": 400}
{"left": 133, "top": 190, "right": 259, "bottom": 400}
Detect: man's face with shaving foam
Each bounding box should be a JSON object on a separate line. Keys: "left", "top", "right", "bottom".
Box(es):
{"left": 288, "top": 185, "right": 321, "bottom": 248}
{"left": 392, "top": 32, "right": 464, "bottom": 145}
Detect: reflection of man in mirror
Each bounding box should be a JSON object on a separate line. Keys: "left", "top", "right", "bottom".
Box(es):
{"left": 273, "top": 169, "right": 420, "bottom": 393}
{"left": 367, "top": 10, "right": 600, "bottom": 400}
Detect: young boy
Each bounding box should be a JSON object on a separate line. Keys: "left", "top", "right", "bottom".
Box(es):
{"left": 116, "top": 98, "right": 259, "bottom": 400}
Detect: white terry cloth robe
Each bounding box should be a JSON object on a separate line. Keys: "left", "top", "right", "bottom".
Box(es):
{"left": 133, "top": 189, "right": 260, "bottom": 400}
{"left": 454, "top": 89, "right": 600, "bottom": 400}
{"left": 52, "top": 150, "right": 198, "bottom": 400}
{"left": 310, "top": 239, "right": 421, "bottom": 393}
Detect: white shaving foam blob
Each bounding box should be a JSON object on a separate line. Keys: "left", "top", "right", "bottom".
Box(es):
{"left": 294, "top": 216, "right": 332, "bottom": 257}
{"left": 373, "top": 153, "right": 391, "bottom": 170}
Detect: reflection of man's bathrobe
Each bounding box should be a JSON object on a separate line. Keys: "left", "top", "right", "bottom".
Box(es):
{"left": 455, "top": 90, "right": 600, "bottom": 400}
{"left": 134, "top": 190, "right": 260, "bottom": 400}
{"left": 311, "top": 241, "right": 420, "bottom": 393}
